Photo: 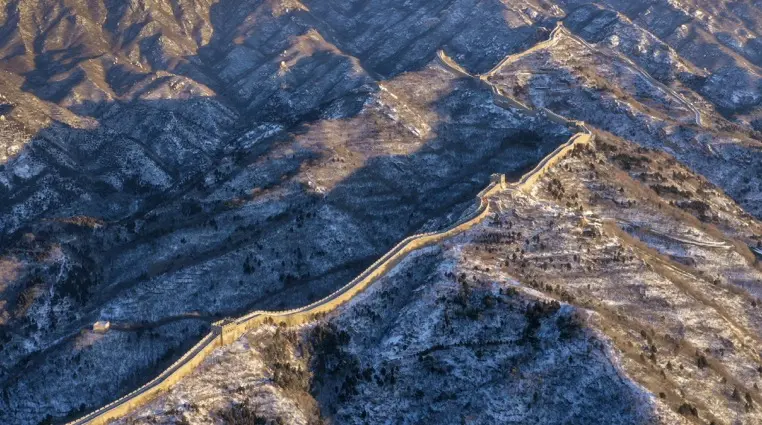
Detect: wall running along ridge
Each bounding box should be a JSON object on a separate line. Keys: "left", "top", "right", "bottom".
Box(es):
{"left": 67, "top": 126, "right": 593, "bottom": 425}
{"left": 436, "top": 42, "right": 580, "bottom": 128}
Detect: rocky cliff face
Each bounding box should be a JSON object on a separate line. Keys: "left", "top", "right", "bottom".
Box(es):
{"left": 1, "top": 1, "right": 761, "bottom": 424}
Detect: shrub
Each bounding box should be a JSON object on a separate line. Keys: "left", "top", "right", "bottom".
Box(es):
{"left": 217, "top": 400, "right": 283, "bottom": 425}
{"left": 696, "top": 354, "right": 708, "bottom": 369}
{"left": 677, "top": 402, "right": 698, "bottom": 416}
{"left": 556, "top": 310, "right": 584, "bottom": 341}
{"left": 261, "top": 329, "right": 309, "bottom": 392}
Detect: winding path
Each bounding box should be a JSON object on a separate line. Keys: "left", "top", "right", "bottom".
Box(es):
{"left": 617, "top": 219, "right": 732, "bottom": 249}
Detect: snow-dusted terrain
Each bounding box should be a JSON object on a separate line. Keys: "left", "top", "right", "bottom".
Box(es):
{"left": 1, "top": 0, "right": 762, "bottom": 424}
{"left": 119, "top": 130, "right": 762, "bottom": 425}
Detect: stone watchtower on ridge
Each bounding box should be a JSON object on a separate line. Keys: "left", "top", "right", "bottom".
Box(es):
{"left": 490, "top": 173, "right": 506, "bottom": 189}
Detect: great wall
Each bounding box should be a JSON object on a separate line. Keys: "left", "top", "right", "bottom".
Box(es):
{"left": 68, "top": 33, "right": 597, "bottom": 425}
{"left": 435, "top": 26, "right": 583, "bottom": 128}
{"left": 68, "top": 121, "right": 593, "bottom": 424}
{"left": 439, "top": 22, "right": 704, "bottom": 128}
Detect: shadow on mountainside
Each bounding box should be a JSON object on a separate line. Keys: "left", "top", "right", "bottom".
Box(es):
{"left": 306, "top": 249, "right": 661, "bottom": 425}
{"left": 0, "top": 0, "right": 757, "bottom": 422}
{"left": 0, "top": 1, "right": 587, "bottom": 423}
{"left": 0, "top": 69, "right": 573, "bottom": 424}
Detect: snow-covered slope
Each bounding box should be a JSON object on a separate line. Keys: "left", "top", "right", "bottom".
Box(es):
{"left": 1, "top": 0, "right": 762, "bottom": 424}
{"left": 118, "top": 131, "right": 762, "bottom": 425}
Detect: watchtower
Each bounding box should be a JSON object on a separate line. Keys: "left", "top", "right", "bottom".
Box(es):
{"left": 212, "top": 318, "right": 235, "bottom": 345}
{"left": 93, "top": 321, "right": 110, "bottom": 333}
{"left": 490, "top": 173, "right": 506, "bottom": 189}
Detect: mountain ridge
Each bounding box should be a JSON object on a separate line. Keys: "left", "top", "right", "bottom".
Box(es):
{"left": 1, "top": 1, "right": 762, "bottom": 424}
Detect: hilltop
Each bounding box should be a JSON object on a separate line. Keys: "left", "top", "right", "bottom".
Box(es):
{"left": 0, "top": 0, "right": 761, "bottom": 424}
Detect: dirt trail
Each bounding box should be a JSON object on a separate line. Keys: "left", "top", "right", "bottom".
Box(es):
{"left": 605, "top": 221, "right": 762, "bottom": 355}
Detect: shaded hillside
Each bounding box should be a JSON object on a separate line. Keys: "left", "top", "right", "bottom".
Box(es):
{"left": 118, "top": 131, "right": 762, "bottom": 425}
{"left": 0, "top": 1, "right": 761, "bottom": 424}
